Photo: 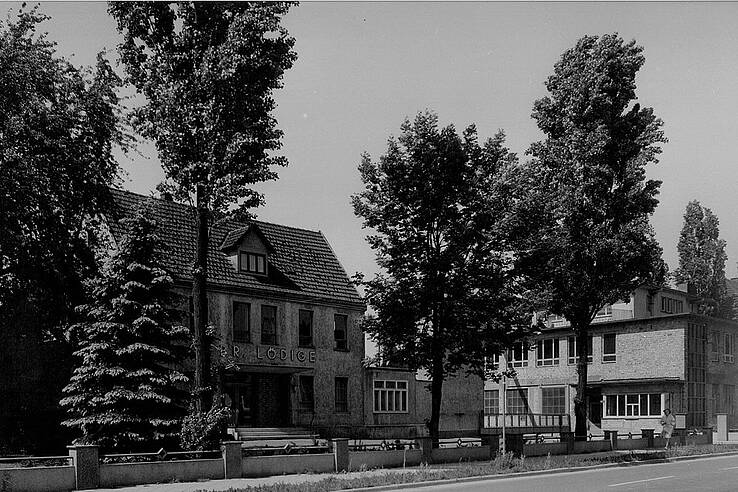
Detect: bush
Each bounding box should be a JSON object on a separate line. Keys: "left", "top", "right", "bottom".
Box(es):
{"left": 180, "top": 404, "right": 231, "bottom": 451}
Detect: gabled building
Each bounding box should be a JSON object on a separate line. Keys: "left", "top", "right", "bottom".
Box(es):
{"left": 108, "top": 189, "right": 366, "bottom": 435}
{"left": 483, "top": 285, "right": 738, "bottom": 437}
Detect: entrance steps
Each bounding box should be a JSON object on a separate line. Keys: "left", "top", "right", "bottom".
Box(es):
{"left": 229, "top": 427, "right": 320, "bottom": 447}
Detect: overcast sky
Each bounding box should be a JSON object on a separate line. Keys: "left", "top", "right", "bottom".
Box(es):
{"left": 10, "top": 2, "right": 738, "bottom": 281}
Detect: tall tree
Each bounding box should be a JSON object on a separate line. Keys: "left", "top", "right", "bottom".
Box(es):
{"left": 109, "top": 2, "right": 297, "bottom": 411}
{"left": 353, "top": 111, "right": 535, "bottom": 446}
{"left": 674, "top": 200, "right": 730, "bottom": 317}
{"left": 519, "top": 34, "right": 667, "bottom": 439}
{"left": 0, "top": 7, "right": 125, "bottom": 452}
{"left": 61, "top": 205, "right": 190, "bottom": 450}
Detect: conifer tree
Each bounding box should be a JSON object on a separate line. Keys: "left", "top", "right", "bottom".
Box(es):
{"left": 61, "top": 205, "right": 189, "bottom": 450}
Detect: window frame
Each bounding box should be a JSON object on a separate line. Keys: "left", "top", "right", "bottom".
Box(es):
{"left": 260, "top": 305, "right": 278, "bottom": 345}
{"left": 541, "top": 387, "right": 566, "bottom": 415}
{"left": 232, "top": 301, "right": 251, "bottom": 343}
{"left": 506, "top": 387, "right": 529, "bottom": 415}
{"left": 602, "top": 333, "right": 617, "bottom": 363}
{"left": 334, "top": 314, "right": 349, "bottom": 351}
{"left": 724, "top": 333, "right": 735, "bottom": 363}
{"left": 298, "top": 309, "right": 314, "bottom": 348}
{"left": 536, "top": 338, "right": 560, "bottom": 366}
{"left": 509, "top": 342, "right": 529, "bottom": 368}
{"left": 604, "top": 393, "right": 661, "bottom": 417}
{"left": 239, "top": 251, "right": 268, "bottom": 275}
{"left": 567, "top": 335, "right": 593, "bottom": 365}
{"left": 373, "top": 379, "right": 408, "bottom": 413}
{"left": 484, "top": 389, "right": 499, "bottom": 415}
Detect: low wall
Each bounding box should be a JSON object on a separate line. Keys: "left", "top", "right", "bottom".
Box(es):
{"left": 348, "top": 449, "right": 422, "bottom": 471}
{"left": 430, "top": 446, "right": 491, "bottom": 463}
{"left": 0, "top": 466, "right": 76, "bottom": 492}
{"left": 99, "top": 459, "right": 223, "bottom": 488}
{"left": 360, "top": 425, "right": 428, "bottom": 440}
{"left": 572, "top": 440, "right": 612, "bottom": 453}
{"left": 523, "top": 442, "right": 568, "bottom": 457}
{"left": 243, "top": 454, "right": 335, "bottom": 478}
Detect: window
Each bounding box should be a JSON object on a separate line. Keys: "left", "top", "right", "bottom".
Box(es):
{"left": 602, "top": 334, "right": 617, "bottom": 362}
{"left": 484, "top": 390, "right": 499, "bottom": 414}
{"left": 509, "top": 342, "right": 529, "bottom": 367}
{"left": 541, "top": 387, "right": 566, "bottom": 414}
{"left": 373, "top": 380, "right": 408, "bottom": 413}
{"left": 299, "top": 375, "right": 314, "bottom": 411}
{"left": 506, "top": 388, "right": 529, "bottom": 414}
{"left": 567, "top": 335, "right": 593, "bottom": 364}
{"left": 661, "top": 296, "right": 683, "bottom": 314}
{"left": 335, "top": 377, "right": 349, "bottom": 413}
{"left": 334, "top": 314, "right": 348, "bottom": 351}
{"left": 604, "top": 393, "right": 661, "bottom": 417}
{"left": 239, "top": 252, "right": 267, "bottom": 275}
{"left": 595, "top": 305, "right": 612, "bottom": 318}
{"left": 299, "top": 310, "right": 313, "bottom": 347}
{"left": 711, "top": 331, "right": 721, "bottom": 362}
{"left": 724, "top": 385, "right": 735, "bottom": 415}
{"left": 261, "top": 305, "right": 277, "bottom": 345}
{"left": 536, "top": 339, "right": 560, "bottom": 366}
{"left": 724, "top": 333, "right": 734, "bottom": 363}
{"left": 712, "top": 384, "right": 721, "bottom": 413}
{"left": 233, "top": 302, "right": 250, "bottom": 343}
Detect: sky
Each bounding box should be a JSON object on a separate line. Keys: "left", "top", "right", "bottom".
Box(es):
{"left": 7, "top": 1, "right": 738, "bottom": 282}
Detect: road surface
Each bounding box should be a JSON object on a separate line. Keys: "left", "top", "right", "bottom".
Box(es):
{"left": 407, "top": 454, "right": 738, "bottom": 491}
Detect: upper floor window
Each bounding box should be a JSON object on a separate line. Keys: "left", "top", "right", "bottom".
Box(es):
{"left": 595, "top": 305, "right": 612, "bottom": 318}
{"left": 298, "top": 310, "right": 314, "bottom": 347}
{"left": 661, "top": 296, "right": 683, "bottom": 314}
{"left": 261, "top": 305, "right": 277, "bottom": 345}
{"left": 509, "top": 342, "right": 529, "bottom": 368}
{"left": 239, "top": 252, "right": 267, "bottom": 275}
{"left": 711, "top": 331, "right": 721, "bottom": 362}
{"left": 334, "top": 314, "right": 348, "bottom": 351}
{"left": 724, "top": 333, "right": 735, "bottom": 363}
{"left": 602, "top": 333, "right": 617, "bottom": 363}
{"left": 567, "top": 335, "right": 593, "bottom": 364}
{"left": 233, "top": 301, "right": 250, "bottom": 343}
{"left": 536, "top": 339, "right": 560, "bottom": 366}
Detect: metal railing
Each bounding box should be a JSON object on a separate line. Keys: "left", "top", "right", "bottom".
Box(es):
{"left": 482, "top": 413, "right": 570, "bottom": 429}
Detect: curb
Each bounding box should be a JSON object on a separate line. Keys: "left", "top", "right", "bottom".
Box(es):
{"left": 344, "top": 450, "right": 738, "bottom": 492}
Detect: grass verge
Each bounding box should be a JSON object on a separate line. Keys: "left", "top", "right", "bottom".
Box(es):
{"left": 198, "top": 444, "right": 738, "bottom": 492}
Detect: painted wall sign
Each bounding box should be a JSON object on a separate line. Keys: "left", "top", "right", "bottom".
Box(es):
{"left": 220, "top": 344, "right": 316, "bottom": 365}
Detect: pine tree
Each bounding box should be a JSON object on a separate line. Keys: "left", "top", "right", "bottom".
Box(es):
{"left": 61, "top": 205, "right": 189, "bottom": 450}
{"left": 674, "top": 200, "right": 730, "bottom": 317}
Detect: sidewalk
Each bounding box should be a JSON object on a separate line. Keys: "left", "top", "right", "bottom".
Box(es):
{"left": 90, "top": 445, "right": 738, "bottom": 492}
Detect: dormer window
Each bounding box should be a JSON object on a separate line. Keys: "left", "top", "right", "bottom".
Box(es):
{"left": 240, "top": 252, "right": 267, "bottom": 275}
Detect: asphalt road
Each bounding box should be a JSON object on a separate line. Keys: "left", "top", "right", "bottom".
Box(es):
{"left": 406, "top": 454, "right": 738, "bottom": 492}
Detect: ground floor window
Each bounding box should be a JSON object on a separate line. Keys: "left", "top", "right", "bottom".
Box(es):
{"left": 506, "top": 388, "right": 529, "bottom": 414}
{"left": 334, "top": 377, "right": 348, "bottom": 413}
{"left": 373, "top": 380, "right": 408, "bottom": 413}
{"left": 605, "top": 393, "right": 660, "bottom": 417}
{"left": 299, "top": 375, "right": 314, "bottom": 411}
{"left": 541, "top": 387, "right": 566, "bottom": 414}
{"left": 484, "top": 389, "right": 499, "bottom": 414}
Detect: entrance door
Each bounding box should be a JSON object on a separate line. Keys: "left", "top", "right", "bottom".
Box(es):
{"left": 225, "top": 376, "right": 256, "bottom": 427}
{"left": 588, "top": 388, "right": 603, "bottom": 426}
{"left": 225, "top": 373, "right": 291, "bottom": 427}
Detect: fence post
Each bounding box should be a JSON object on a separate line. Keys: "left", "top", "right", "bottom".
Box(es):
{"left": 560, "top": 431, "right": 574, "bottom": 454}
{"left": 607, "top": 430, "right": 618, "bottom": 450}
{"left": 715, "top": 413, "right": 728, "bottom": 442}
{"left": 67, "top": 444, "right": 99, "bottom": 490}
{"left": 221, "top": 441, "right": 243, "bottom": 479}
{"left": 481, "top": 434, "right": 500, "bottom": 458}
{"left": 333, "top": 438, "right": 349, "bottom": 472}
{"left": 417, "top": 437, "right": 433, "bottom": 462}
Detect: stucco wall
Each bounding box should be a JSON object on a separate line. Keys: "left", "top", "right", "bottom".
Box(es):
{"left": 99, "top": 459, "right": 224, "bottom": 488}
{"left": 242, "top": 454, "right": 335, "bottom": 477}
{"left": 0, "top": 466, "right": 76, "bottom": 492}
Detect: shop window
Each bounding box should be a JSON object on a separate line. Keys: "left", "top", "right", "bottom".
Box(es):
{"left": 509, "top": 342, "right": 529, "bottom": 368}
{"left": 484, "top": 390, "right": 499, "bottom": 414}
{"left": 299, "top": 375, "right": 314, "bottom": 411}
{"left": 298, "top": 310, "right": 313, "bottom": 347}
{"left": 567, "top": 335, "right": 593, "bottom": 364}
{"left": 542, "top": 387, "right": 566, "bottom": 414}
{"left": 261, "top": 305, "right": 277, "bottom": 345}
{"left": 233, "top": 301, "right": 250, "bottom": 343}
{"left": 373, "top": 380, "right": 408, "bottom": 413}
{"left": 239, "top": 251, "right": 267, "bottom": 275}
{"left": 334, "top": 314, "right": 348, "bottom": 351}
{"left": 536, "top": 339, "right": 560, "bottom": 366}
{"left": 604, "top": 393, "right": 661, "bottom": 417}
{"left": 724, "top": 333, "right": 734, "bottom": 363}
{"left": 602, "top": 334, "right": 617, "bottom": 363}
{"left": 506, "top": 388, "right": 529, "bottom": 415}
{"left": 335, "top": 377, "right": 348, "bottom": 413}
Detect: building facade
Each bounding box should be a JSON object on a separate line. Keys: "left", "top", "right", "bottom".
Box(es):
{"left": 484, "top": 285, "right": 738, "bottom": 436}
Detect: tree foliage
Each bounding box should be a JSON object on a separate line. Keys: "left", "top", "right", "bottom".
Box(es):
{"left": 61, "top": 206, "right": 190, "bottom": 450}
{"left": 674, "top": 200, "right": 731, "bottom": 317}
{"left": 109, "top": 2, "right": 297, "bottom": 410}
{"left": 518, "top": 34, "right": 667, "bottom": 438}
{"left": 352, "top": 111, "right": 535, "bottom": 445}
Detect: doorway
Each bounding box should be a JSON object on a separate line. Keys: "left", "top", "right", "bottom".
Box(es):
{"left": 225, "top": 373, "right": 291, "bottom": 427}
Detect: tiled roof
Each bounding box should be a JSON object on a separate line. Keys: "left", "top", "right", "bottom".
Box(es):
{"left": 107, "top": 188, "right": 364, "bottom": 307}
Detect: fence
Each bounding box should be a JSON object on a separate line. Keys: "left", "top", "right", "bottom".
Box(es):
{"left": 482, "top": 413, "right": 570, "bottom": 432}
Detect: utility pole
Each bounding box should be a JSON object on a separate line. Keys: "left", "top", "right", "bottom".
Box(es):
{"left": 501, "top": 351, "right": 507, "bottom": 455}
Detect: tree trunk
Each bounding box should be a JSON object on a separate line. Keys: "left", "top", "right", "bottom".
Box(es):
{"left": 428, "top": 352, "right": 444, "bottom": 449}
{"left": 193, "top": 186, "right": 210, "bottom": 412}
{"left": 574, "top": 323, "right": 589, "bottom": 440}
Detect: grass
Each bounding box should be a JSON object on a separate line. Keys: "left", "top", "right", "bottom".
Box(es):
{"left": 195, "top": 444, "right": 738, "bottom": 492}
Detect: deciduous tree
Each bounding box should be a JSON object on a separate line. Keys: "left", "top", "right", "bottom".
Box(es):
{"left": 353, "top": 111, "right": 535, "bottom": 446}
{"left": 519, "top": 34, "right": 667, "bottom": 439}
{"left": 109, "top": 2, "right": 297, "bottom": 411}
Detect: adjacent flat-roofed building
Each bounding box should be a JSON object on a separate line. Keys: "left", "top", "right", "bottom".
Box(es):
{"left": 484, "top": 285, "right": 738, "bottom": 437}
{"left": 108, "top": 189, "right": 366, "bottom": 435}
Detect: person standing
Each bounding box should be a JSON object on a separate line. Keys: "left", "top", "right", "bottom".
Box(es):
{"left": 660, "top": 408, "right": 676, "bottom": 449}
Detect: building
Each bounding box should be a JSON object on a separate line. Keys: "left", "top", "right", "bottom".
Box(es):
{"left": 109, "top": 189, "right": 366, "bottom": 435}
{"left": 483, "top": 285, "right": 738, "bottom": 437}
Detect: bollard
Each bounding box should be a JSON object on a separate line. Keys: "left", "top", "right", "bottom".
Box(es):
{"left": 67, "top": 444, "right": 99, "bottom": 490}
{"left": 221, "top": 441, "right": 243, "bottom": 479}
{"left": 332, "top": 438, "right": 349, "bottom": 472}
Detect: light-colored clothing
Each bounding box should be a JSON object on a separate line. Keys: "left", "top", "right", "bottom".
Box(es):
{"left": 660, "top": 413, "right": 676, "bottom": 438}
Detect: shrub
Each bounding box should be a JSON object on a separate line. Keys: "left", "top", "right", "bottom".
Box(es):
{"left": 180, "top": 404, "right": 231, "bottom": 451}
